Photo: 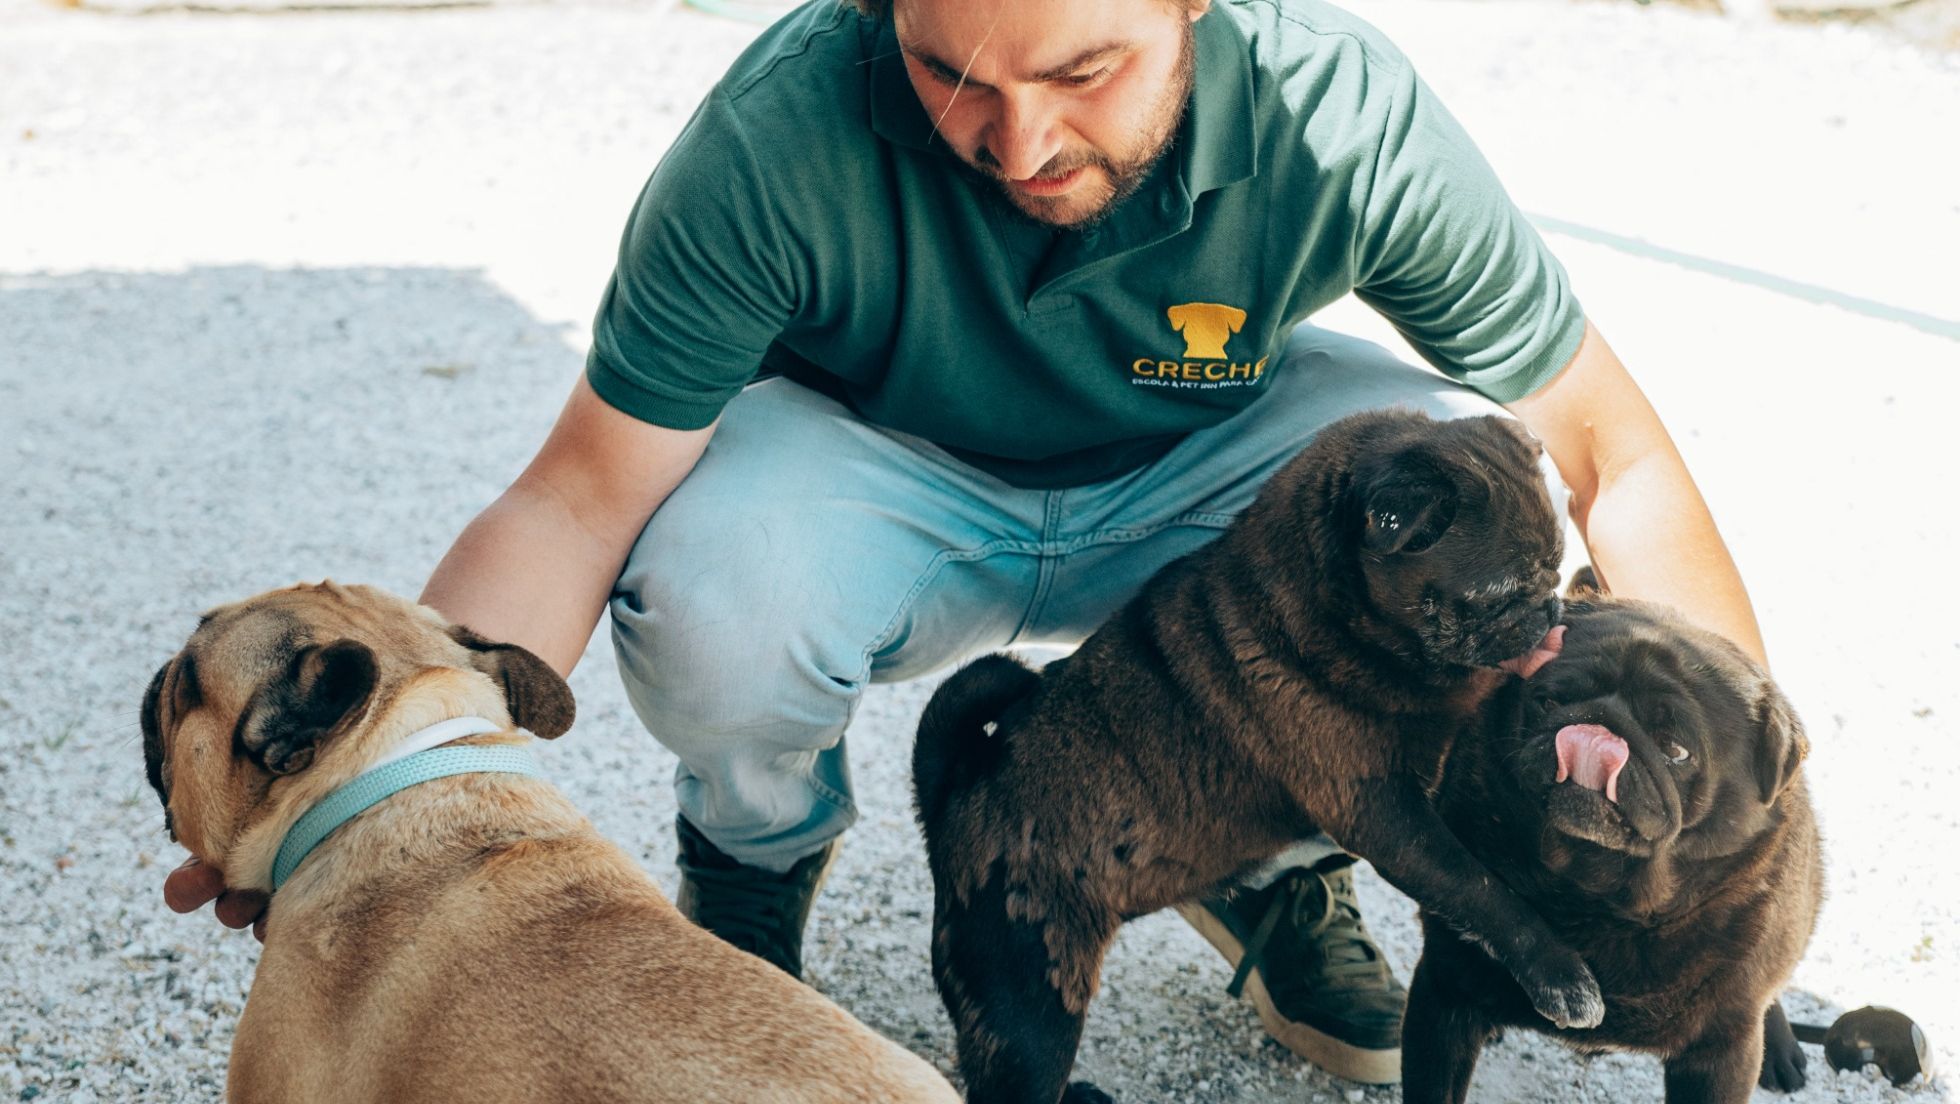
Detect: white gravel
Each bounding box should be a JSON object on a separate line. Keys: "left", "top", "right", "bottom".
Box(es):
{"left": 1, "top": 0, "right": 1955, "bottom": 1101}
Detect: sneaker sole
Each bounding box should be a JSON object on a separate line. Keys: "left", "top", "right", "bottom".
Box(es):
{"left": 1173, "top": 901, "right": 1402, "bottom": 1085}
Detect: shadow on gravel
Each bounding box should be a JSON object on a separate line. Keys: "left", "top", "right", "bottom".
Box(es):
{"left": 0, "top": 264, "right": 581, "bottom": 599}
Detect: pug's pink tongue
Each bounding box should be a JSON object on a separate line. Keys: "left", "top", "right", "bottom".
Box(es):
{"left": 1499, "top": 624, "right": 1566, "bottom": 679}
{"left": 1555, "top": 724, "right": 1629, "bottom": 803}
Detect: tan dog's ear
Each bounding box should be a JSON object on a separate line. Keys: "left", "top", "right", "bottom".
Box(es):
{"left": 446, "top": 625, "right": 576, "bottom": 739}
{"left": 1752, "top": 679, "right": 1808, "bottom": 805}
{"left": 239, "top": 640, "right": 379, "bottom": 775}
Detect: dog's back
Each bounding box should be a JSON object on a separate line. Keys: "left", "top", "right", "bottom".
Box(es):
{"left": 237, "top": 802, "right": 957, "bottom": 1104}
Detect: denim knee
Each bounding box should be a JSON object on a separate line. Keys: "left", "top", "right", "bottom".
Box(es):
{"left": 608, "top": 511, "right": 863, "bottom": 765}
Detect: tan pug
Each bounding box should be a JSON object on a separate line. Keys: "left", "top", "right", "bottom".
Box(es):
{"left": 140, "top": 581, "right": 957, "bottom": 1104}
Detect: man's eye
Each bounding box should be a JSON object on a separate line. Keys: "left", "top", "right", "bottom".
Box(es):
{"left": 1063, "top": 67, "right": 1113, "bottom": 88}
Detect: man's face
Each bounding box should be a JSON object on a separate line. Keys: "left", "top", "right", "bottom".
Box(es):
{"left": 894, "top": 0, "right": 1206, "bottom": 229}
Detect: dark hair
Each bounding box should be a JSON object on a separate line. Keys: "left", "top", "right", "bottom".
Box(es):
{"left": 842, "top": 0, "right": 1205, "bottom": 17}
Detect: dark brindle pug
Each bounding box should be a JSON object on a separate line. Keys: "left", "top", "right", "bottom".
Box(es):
{"left": 1401, "top": 584, "right": 1822, "bottom": 1104}
{"left": 913, "top": 409, "right": 1592, "bottom": 1104}
{"left": 140, "top": 581, "right": 956, "bottom": 1104}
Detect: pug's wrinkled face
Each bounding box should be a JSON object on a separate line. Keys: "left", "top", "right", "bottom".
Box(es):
{"left": 139, "top": 581, "right": 573, "bottom": 866}
{"left": 1517, "top": 599, "right": 1806, "bottom": 861}
{"left": 1348, "top": 415, "right": 1565, "bottom": 672}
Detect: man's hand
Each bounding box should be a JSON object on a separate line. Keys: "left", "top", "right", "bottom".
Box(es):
{"left": 164, "top": 857, "right": 269, "bottom": 942}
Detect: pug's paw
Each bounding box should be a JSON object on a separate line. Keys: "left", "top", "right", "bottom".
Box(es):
{"left": 1759, "top": 1025, "right": 1808, "bottom": 1092}
{"left": 1520, "top": 950, "right": 1605, "bottom": 1030}
{"left": 1062, "top": 1081, "right": 1116, "bottom": 1104}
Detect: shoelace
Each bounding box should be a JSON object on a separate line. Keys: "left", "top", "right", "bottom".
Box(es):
{"left": 684, "top": 861, "right": 802, "bottom": 968}
{"left": 1226, "top": 865, "right": 1385, "bottom": 998}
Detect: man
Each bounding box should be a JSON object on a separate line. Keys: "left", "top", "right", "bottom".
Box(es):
{"left": 167, "top": 0, "right": 1767, "bottom": 1084}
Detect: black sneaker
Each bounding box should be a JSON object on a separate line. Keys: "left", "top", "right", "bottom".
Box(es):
{"left": 1175, "top": 855, "right": 1406, "bottom": 1084}
{"left": 675, "top": 816, "right": 838, "bottom": 980}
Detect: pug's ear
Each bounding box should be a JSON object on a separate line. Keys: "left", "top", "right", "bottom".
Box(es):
{"left": 1566, "top": 565, "right": 1608, "bottom": 598}
{"left": 445, "top": 625, "right": 576, "bottom": 739}
{"left": 240, "top": 640, "right": 378, "bottom": 776}
{"left": 1359, "top": 462, "right": 1459, "bottom": 556}
{"left": 1752, "top": 679, "right": 1808, "bottom": 805}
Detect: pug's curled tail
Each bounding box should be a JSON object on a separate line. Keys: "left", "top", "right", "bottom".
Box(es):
{"left": 913, "top": 654, "right": 1039, "bottom": 830}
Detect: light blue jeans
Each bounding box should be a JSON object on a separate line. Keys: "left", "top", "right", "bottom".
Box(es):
{"left": 609, "top": 324, "right": 1564, "bottom": 872}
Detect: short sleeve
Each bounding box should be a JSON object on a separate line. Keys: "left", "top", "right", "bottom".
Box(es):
{"left": 1351, "top": 64, "right": 1585, "bottom": 404}
{"left": 585, "top": 90, "right": 799, "bottom": 428}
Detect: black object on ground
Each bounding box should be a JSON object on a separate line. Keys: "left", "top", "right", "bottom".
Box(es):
{"left": 1790, "top": 1006, "right": 1933, "bottom": 1086}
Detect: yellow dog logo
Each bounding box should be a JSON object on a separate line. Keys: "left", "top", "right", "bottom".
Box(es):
{"left": 1166, "top": 302, "right": 1247, "bottom": 359}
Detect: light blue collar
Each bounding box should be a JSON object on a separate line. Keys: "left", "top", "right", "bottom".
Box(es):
{"left": 270, "top": 718, "right": 541, "bottom": 892}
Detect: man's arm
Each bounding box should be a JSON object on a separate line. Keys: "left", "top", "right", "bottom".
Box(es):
{"left": 1507, "top": 318, "right": 1768, "bottom": 668}
{"left": 420, "top": 373, "right": 715, "bottom": 676}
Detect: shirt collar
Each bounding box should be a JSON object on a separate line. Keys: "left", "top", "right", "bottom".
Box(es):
{"left": 1184, "top": 5, "right": 1258, "bottom": 197}
{"left": 867, "top": 7, "right": 1258, "bottom": 199}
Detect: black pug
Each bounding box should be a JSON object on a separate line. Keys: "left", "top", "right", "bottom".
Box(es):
{"left": 913, "top": 409, "right": 1590, "bottom": 1104}
{"left": 1402, "top": 580, "right": 1822, "bottom": 1104}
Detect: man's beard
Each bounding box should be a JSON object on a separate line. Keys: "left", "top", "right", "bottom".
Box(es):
{"left": 964, "top": 23, "right": 1197, "bottom": 231}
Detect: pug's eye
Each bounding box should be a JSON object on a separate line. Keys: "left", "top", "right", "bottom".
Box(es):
{"left": 1665, "top": 743, "right": 1692, "bottom": 765}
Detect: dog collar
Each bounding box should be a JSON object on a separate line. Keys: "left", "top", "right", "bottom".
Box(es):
{"left": 269, "top": 717, "right": 540, "bottom": 892}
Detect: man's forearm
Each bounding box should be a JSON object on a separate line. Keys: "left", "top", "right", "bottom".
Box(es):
{"left": 420, "top": 481, "right": 632, "bottom": 678}
{"left": 419, "top": 376, "right": 715, "bottom": 678}
{"left": 1511, "top": 319, "right": 1767, "bottom": 669}
{"left": 1568, "top": 449, "right": 1768, "bottom": 668}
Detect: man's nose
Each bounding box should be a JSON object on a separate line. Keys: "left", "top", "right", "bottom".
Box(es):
{"left": 983, "top": 90, "right": 1062, "bottom": 180}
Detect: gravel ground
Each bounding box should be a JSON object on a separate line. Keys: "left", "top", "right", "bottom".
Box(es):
{"left": 2, "top": 0, "right": 1956, "bottom": 1100}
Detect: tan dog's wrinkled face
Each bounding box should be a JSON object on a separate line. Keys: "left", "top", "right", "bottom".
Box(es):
{"left": 138, "top": 581, "right": 573, "bottom": 865}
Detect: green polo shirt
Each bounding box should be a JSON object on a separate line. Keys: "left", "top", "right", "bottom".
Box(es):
{"left": 587, "top": 0, "right": 1585, "bottom": 488}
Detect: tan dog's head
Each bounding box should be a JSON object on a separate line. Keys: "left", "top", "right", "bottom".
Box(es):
{"left": 138, "top": 581, "right": 573, "bottom": 877}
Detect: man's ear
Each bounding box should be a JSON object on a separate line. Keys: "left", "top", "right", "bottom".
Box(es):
{"left": 1358, "top": 456, "right": 1459, "bottom": 556}
{"left": 446, "top": 625, "right": 576, "bottom": 739}
{"left": 238, "top": 640, "right": 378, "bottom": 775}
{"left": 1752, "top": 678, "right": 1808, "bottom": 805}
